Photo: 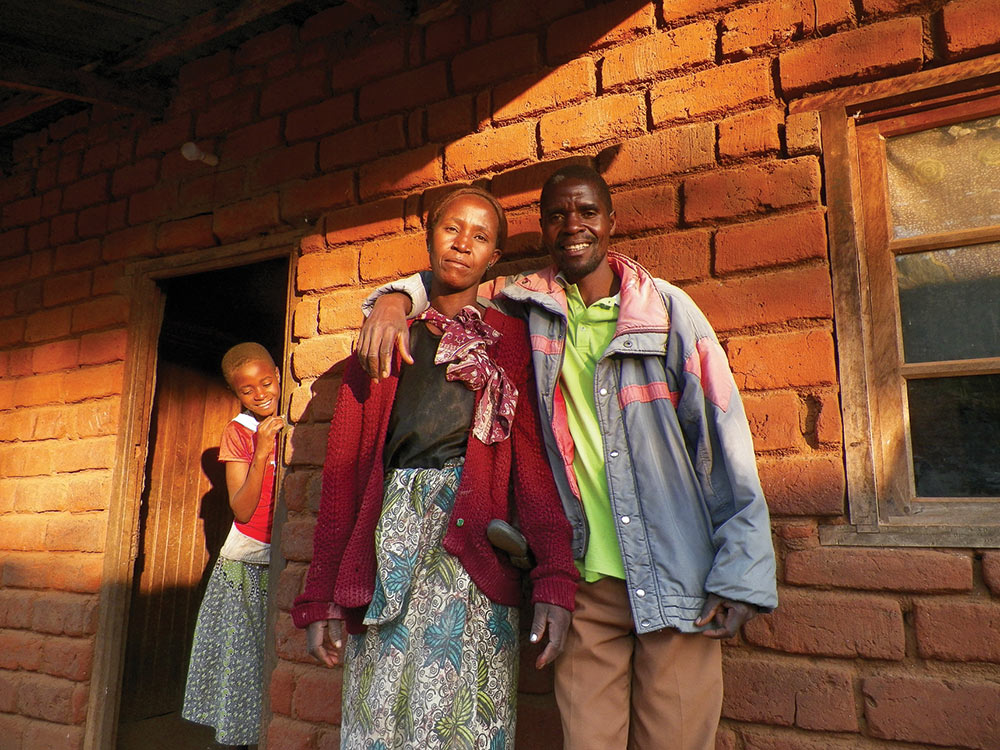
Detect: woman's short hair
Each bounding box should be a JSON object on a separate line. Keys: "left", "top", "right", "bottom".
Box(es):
{"left": 221, "top": 342, "right": 275, "bottom": 386}
{"left": 425, "top": 186, "right": 508, "bottom": 252}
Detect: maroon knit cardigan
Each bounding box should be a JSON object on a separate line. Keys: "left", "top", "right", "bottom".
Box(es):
{"left": 292, "top": 308, "right": 578, "bottom": 634}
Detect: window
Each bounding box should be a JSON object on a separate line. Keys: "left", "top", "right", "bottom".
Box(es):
{"left": 817, "top": 65, "right": 1000, "bottom": 546}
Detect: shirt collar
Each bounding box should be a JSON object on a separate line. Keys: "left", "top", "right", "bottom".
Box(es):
{"left": 556, "top": 271, "right": 620, "bottom": 309}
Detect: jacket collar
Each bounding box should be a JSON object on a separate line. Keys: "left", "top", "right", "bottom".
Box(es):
{"left": 504, "top": 252, "right": 669, "bottom": 335}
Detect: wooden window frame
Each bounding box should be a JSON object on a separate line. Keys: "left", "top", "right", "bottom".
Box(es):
{"left": 802, "top": 53, "right": 1000, "bottom": 548}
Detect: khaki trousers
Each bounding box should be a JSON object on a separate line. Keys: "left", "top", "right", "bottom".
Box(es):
{"left": 553, "top": 577, "right": 723, "bottom": 750}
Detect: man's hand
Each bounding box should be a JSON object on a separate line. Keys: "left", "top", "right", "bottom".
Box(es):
{"left": 695, "top": 594, "right": 757, "bottom": 639}
{"left": 306, "top": 619, "right": 343, "bottom": 667}
{"left": 529, "top": 603, "right": 572, "bottom": 668}
{"left": 356, "top": 293, "right": 413, "bottom": 381}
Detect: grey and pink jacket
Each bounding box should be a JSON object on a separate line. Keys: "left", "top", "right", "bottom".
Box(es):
{"left": 369, "top": 253, "right": 777, "bottom": 633}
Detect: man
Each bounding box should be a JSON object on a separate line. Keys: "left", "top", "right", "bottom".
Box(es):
{"left": 358, "top": 165, "right": 777, "bottom": 750}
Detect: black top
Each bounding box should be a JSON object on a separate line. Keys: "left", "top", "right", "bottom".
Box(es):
{"left": 384, "top": 321, "right": 476, "bottom": 470}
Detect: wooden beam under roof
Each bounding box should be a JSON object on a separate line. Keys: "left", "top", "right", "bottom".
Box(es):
{"left": 342, "top": 0, "right": 411, "bottom": 23}
{"left": 113, "top": 0, "right": 309, "bottom": 72}
{"left": 0, "top": 93, "right": 62, "bottom": 129}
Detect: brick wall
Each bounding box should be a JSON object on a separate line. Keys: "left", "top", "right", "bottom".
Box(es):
{"left": 1, "top": 0, "right": 999, "bottom": 748}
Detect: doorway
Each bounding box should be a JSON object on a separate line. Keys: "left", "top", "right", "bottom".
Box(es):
{"left": 116, "top": 257, "right": 289, "bottom": 750}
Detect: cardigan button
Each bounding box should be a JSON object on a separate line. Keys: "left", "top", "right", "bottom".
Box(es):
{"left": 455, "top": 518, "right": 465, "bottom": 527}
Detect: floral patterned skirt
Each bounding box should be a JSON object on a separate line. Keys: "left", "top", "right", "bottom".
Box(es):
{"left": 342, "top": 463, "right": 519, "bottom": 750}
{"left": 181, "top": 556, "right": 268, "bottom": 745}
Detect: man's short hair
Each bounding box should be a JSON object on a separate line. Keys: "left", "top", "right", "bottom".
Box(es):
{"left": 540, "top": 164, "right": 613, "bottom": 214}
{"left": 221, "top": 342, "right": 275, "bottom": 386}
{"left": 425, "top": 186, "right": 508, "bottom": 251}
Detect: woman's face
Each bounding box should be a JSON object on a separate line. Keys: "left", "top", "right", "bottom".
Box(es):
{"left": 428, "top": 194, "right": 502, "bottom": 294}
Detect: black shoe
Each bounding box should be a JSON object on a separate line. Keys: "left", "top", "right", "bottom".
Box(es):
{"left": 487, "top": 519, "right": 533, "bottom": 570}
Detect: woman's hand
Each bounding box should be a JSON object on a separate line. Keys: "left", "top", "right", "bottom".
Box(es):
{"left": 529, "top": 603, "right": 572, "bottom": 669}
{"left": 306, "top": 619, "right": 343, "bottom": 667}
{"left": 356, "top": 293, "right": 413, "bottom": 381}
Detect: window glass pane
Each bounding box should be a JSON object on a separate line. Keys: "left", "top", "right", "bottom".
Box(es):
{"left": 885, "top": 114, "right": 1000, "bottom": 238}
{"left": 896, "top": 243, "right": 1000, "bottom": 362}
{"left": 907, "top": 374, "right": 1000, "bottom": 497}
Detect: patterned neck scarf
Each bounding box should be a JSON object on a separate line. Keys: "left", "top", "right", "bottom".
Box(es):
{"left": 416, "top": 305, "right": 518, "bottom": 445}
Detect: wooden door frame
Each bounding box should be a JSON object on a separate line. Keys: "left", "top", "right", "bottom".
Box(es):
{"left": 84, "top": 231, "right": 300, "bottom": 750}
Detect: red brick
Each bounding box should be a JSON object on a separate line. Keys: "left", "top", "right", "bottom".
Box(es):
{"left": 359, "top": 144, "right": 441, "bottom": 200}
{"left": 266, "top": 715, "right": 316, "bottom": 750}
{"left": 178, "top": 50, "right": 232, "bottom": 90}
{"left": 0, "top": 629, "right": 43, "bottom": 669}
{"left": 539, "top": 92, "right": 646, "bottom": 154}
{"left": 779, "top": 18, "right": 923, "bottom": 96}
{"left": 16, "top": 672, "right": 89, "bottom": 723}
{"left": 24, "top": 307, "right": 72, "bottom": 343}
{"left": 156, "top": 215, "right": 215, "bottom": 252}
{"left": 493, "top": 59, "right": 595, "bottom": 123}
{"left": 128, "top": 183, "right": 177, "bottom": 225}
{"left": 742, "top": 391, "right": 805, "bottom": 451}
{"left": 102, "top": 223, "right": 155, "bottom": 261}
{"left": 286, "top": 94, "right": 355, "bottom": 142}
{"left": 546, "top": 3, "right": 655, "bottom": 62}
{"left": 196, "top": 90, "right": 257, "bottom": 138}
{"left": 359, "top": 233, "right": 428, "bottom": 282}
{"left": 76, "top": 330, "right": 125, "bottom": 367}
{"left": 285, "top": 420, "right": 336, "bottom": 466}
{"left": 684, "top": 157, "right": 821, "bottom": 222}
{"left": 81, "top": 140, "right": 125, "bottom": 175}
{"left": 716, "top": 208, "right": 827, "bottom": 273}
{"left": 452, "top": 34, "right": 540, "bottom": 93}
{"left": 290, "top": 335, "right": 354, "bottom": 383}
{"left": 44, "top": 513, "right": 104, "bottom": 553}
{"left": 110, "top": 158, "right": 159, "bottom": 197}
{"left": 270, "top": 662, "right": 296, "bottom": 716}
{"left": 726, "top": 328, "right": 836, "bottom": 389}
{"left": 221, "top": 118, "right": 282, "bottom": 162}
{"left": 745, "top": 588, "right": 904, "bottom": 658}
{"left": 135, "top": 115, "right": 191, "bottom": 157}
{"left": 251, "top": 142, "right": 318, "bottom": 189}
{"left": 427, "top": 95, "right": 475, "bottom": 142}
{"left": 292, "top": 297, "right": 319, "bottom": 339}
{"left": 76, "top": 204, "right": 108, "bottom": 238}
{"left": 178, "top": 167, "right": 246, "bottom": 208}
{"left": 651, "top": 57, "right": 774, "bottom": 126}
{"left": 444, "top": 121, "right": 537, "bottom": 180}
{"left": 721, "top": 0, "right": 853, "bottom": 58}
{"left": 331, "top": 33, "right": 408, "bottom": 92}
{"left": 723, "top": 656, "right": 857, "bottom": 730}
{"left": 984, "top": 551, "right": 1000, "bottom": 595}
{"left": 292, "top": 666, "right": 343, "bottom": 723}
{"left": 0, "top": 172, "right": 33, "bottom": 204}
{"left": 27, "top": 222, "right": 49, "bottom": 252}
{"left": 0, "top": 515, "right": 49, "bottom": 553}
{"left": 31, "top": 340, "right": 79, "bottom": 374}
{"left": 599, "top": 123, "right": 715, "bottom": 184}
{"left": 757, "top": 453, "right": 844, "bottom": 515}
{"left": 603, "top": 21, "right": 716, "bottom": 88}
{"left": 719, "top": 106, "right": 784, "bottom": 160}
{"left": 57, "top": 153, "right": 81, "bottom": 185}
{"left": 786, "top": 546, "right": 972, "bottom": 591}
{"left": 49, "top": 213, "right": 77, "bottom": 246}
{"left": 261, "top": 66, "right": 328, "bottom": 116}
{"left": 302, "top": 4, "right": 365, "bottom": 41}
{"left": 786, "top": 110, "right": 822, "bottom": 156}
{"left": 942, "top": 0, "right": 1000, "bottom": 59}
{"left": 914, "top": 601, "right": 1000, "bottom": 662}
{"left": 864, "top": 675, "right": 1000, "bottom": 749}
{"left": 319, "top": 116, "right": 406, "bottom": 170}
{"left": 23, "top": 719, "right": 84, "bottom": 750}
{"left": 611, "top": 183, "right": 679, "bottom": 235}
{"left": 358, "top": 62, "right": 448, "bottom": 120}
{"left": 213, "top": 193, "right": 283, "bottom": 244}
{"left": 689, "top": 265, "right": 833, "bottom": 331}
{"left": 235, "top": 23, "right": 296, "bottom": 66}
{"left": 323, "top": 198, "right": 406, "bottom": 246}
{"left": 424, "top": 12, "right": 468, "bottom": 60}
{"left": 71, "top": 297, "right": 130, "bottom": 333}
{"left": 3, "top": 196, "right": 42, "bottom": 227}
{"left": 490, "top": 0, "right": 583, "bottom": 37}
{"left": 612, "top": 230, "right": 710, "bottom": 283}
{"left": 297, "top": 246, "right": 359, "bottom": 293}
{"left": 0, "top": 227, "right": 26, "bottom": 258}
{"left": 491, "top": 156, "right": 591, "bottom": 210}
{"left": 317, "top": 288, "right": 372, "bottom": 336}
{"left": 280, "top": 171, "right": 355, "bottom": 224}
{"left": 49, "top": 110, "right": 89, "bottom": 139}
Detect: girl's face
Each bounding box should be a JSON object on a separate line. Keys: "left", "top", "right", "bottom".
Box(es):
{"left": 230, "top": 360, "right": 280, "bottom": 419}
{"left": 428, "top": 194, "right": 502, "bottom": 295}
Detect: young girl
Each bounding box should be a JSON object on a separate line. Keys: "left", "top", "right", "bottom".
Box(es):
{"left": 182, "top": 342, "right": 284, "bottom": 748}
{"left": 292, "top": 187, "right": 578, "bottom": 749}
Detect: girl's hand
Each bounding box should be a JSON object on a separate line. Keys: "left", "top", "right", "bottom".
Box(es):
{"left": 257, "top": 415, "right": 285, "bottom": 446}
{"left": 306, "top": 619, "right": 343, "bottom": 667}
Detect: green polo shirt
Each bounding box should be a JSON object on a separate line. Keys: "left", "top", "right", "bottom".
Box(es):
{"left": 561, "top": 282, "right": 626, "bottom": 582}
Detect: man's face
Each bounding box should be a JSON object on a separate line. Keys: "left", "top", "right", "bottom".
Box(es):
{"left": 539, "top": 178, "right": 615, "bottom": 284}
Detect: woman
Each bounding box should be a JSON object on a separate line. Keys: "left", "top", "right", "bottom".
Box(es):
{"left": 291, "top": 187, "right": 577, "bottom": 749}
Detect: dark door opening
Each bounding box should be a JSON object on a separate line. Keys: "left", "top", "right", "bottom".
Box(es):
{"left": 117, "top": 256, "right": 289, "bottom": 750}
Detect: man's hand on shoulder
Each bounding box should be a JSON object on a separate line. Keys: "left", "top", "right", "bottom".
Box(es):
{"left": 695, "top": 594, "right": 758, "bottom": 639}
{"left": 356, "top": 293, "right": 413, "bottom": 381}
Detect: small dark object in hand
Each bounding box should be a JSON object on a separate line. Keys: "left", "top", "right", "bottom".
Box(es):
{"left": 487, "top": 519, "right": 533, "bottom": 570}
